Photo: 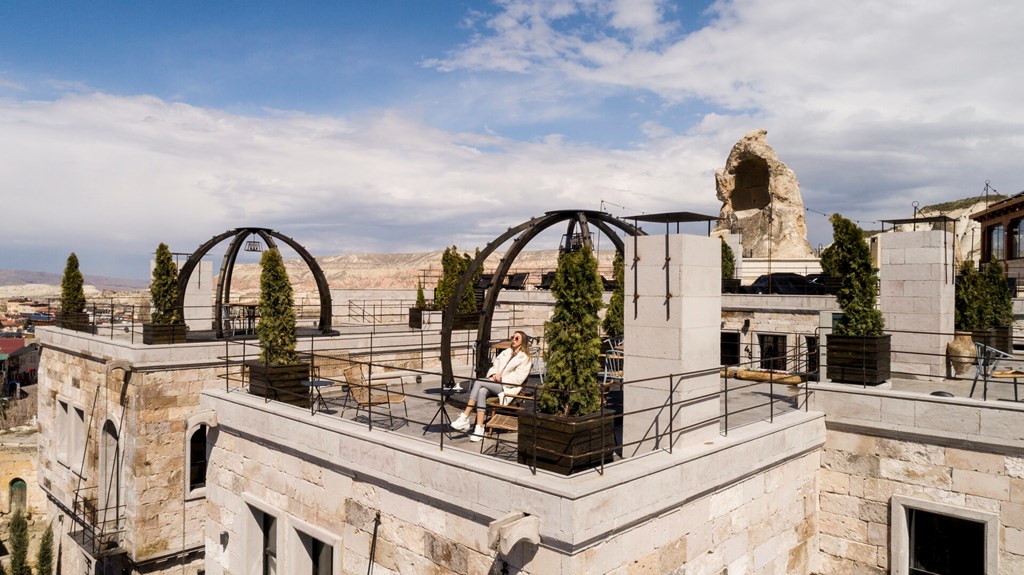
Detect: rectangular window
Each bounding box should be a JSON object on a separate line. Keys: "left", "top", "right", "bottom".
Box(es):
{"left": 56, "top": 400, "right": 69, "bottom": 465}
{"left": 1012, "top": 221, "right": 1024, "bottom": 259}
{"left": 989, "top": 224, "right": 1006, "bottom": 262}
{"left": 298, "top": 532, "right": 334, "bottom": 575}
{"left": 262, "top": 511, "right": 277, "bottom": 575}
{"left": 758, "top": 334, "right": 787, "bottom": 371}
{"left": 71, "top": 406, "right": 86, "bottom": 472}
{"left": 909, "top": 508, "right": 984, "bottom": 574}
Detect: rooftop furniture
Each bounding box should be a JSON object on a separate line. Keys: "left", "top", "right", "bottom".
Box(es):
{"left": 970, "top": 342, "right": 1014, "bottom": 401}
{"left": 341, "top": 363, "right": 408, "bottom": 429}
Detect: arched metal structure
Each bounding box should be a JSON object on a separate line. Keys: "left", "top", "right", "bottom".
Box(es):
{"left": 440, "top": 210, "right": 645, "bottom": 384}
{"left": 176, "top": 227, "right": 333, "bottom": 338}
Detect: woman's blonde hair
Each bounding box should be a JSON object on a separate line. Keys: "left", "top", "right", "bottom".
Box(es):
{"left": 513, "top": 330, "right": 531, "bottom": 357}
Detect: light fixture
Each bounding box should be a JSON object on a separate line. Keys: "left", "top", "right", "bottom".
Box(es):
{"left": 244, "top": 240, "right": 263, "bottom": 252}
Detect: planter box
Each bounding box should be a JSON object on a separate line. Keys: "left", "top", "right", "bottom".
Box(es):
{"left": 59, "top": 311, "right": 91, "bottom": 333}
{"left": 445, "top": 311, "right": 479, "bottom": 331}
{"left": 246, "top": 361, "right": 310, "bottom": 407}
{"left": 721, "top": 278, "right": 741, "bottom": 294}
{"left": 142, "top": 323, "right": 187, "bottom": 345}
{"left": 408, "top": 307, "right": 424, "bottom": 329}
{"left": 826, "top": 334, "right": 891, "bottom": 385}
{"left": 517, "top": 409, "right": 615, "bottom": 475}
{"left": 991, "top": 325, "right": 1013, "bottom": 354}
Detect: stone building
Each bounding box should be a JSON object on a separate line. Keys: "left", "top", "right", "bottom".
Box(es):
{"left": 1, "top": 427, "right": 47, "bottom": 572}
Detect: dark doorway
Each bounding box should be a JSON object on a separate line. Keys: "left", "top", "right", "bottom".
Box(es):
{"left": 721, "top": 332, "right": 741, "bottom": 366}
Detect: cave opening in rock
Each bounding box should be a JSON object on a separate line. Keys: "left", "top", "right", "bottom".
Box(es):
{"left": 732, "top": 157, "right": 770, "bottom": 212}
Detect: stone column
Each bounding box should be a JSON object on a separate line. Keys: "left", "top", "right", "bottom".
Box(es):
{"left": 183, "top": 260, "right": 212, "bottom": 332}
{"left": 623, "top": 234, "right": 721, "bottom": 454}
{"left": 878, "top": 230, "right": 955, "bottom": 379}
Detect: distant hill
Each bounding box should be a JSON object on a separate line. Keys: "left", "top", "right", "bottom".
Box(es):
{"left": 0, "top": 270, "right": 149, "bottom": 291}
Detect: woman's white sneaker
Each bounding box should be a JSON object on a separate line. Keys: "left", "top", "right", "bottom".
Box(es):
{"left": 469, "top": 425, "right": 485, "bottom": 442}
{"left": 451, "top": 413, "right": 471, "bottom": 431}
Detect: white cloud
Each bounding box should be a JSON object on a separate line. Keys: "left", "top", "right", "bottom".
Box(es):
{"left": 0, "top": 92, "right": 724, "bottom": 277}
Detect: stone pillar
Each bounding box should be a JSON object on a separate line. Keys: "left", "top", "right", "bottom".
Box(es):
{"left": 183, "top": 260, "right": 212, "bottom": 332}
{"left": 878, "top": 230, "right": 955, "bottom": 379}
{"left": 623, "top": 234, "right": 721, "bottom": 454}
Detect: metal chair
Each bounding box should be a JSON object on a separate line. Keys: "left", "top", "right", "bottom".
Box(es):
{"left": 340, "top": 363, "right": 409, "bottom": 429}
{"left": 970, "top": 342, "right": 1013, "bottom": 400}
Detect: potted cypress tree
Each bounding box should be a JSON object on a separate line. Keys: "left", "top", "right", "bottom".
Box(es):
{"left": 518, "top": 246, "right": 615, "bottom": 474}
{"left": 434, "top": 245, "right": 479, "bottom": 329}
{"left": 59, "top": 252, "right": 90, "bottom": 332}
{"left": 409, "top": 280, "right": 428, "bottom": 328}
{"left": 246, "top": 248, "right": 308, "bottom": 407}
{"left": 143, "top": 243, "right": 187, "bottom": 344}
{"left": 821, "top": 214, "right": 890, "bottom": 384}
{"left": 984, "top": 259, "right": 1014, "bottom": 353}
{"left": 720, "top": 237, "right": 741, "bottom": 293}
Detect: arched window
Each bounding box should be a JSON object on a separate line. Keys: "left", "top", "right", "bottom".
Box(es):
{"left": 9, "top": 478, "right": 26, "bottom": 514}
{"left": 189, "top": 425, "right": 208, "bottom": 491}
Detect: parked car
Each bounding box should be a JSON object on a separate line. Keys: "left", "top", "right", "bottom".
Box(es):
{"left": 744, "top": 273, "right": 824, "bottom": 295}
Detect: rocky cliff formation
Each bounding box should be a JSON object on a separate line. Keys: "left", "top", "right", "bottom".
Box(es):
{"left": 713, "top": 129, "right": 814, "bottom": 258}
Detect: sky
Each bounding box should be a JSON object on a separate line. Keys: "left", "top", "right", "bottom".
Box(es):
{"left": 1, "top": 0, "right": 1022, "bottom": 279}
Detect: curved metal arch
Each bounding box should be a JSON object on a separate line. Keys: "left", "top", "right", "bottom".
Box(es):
{"left": 440, "top": 210, "right": 643, "bottom": 384}
{"left": 175, "top": 227, "right": 333, "bottom": 338}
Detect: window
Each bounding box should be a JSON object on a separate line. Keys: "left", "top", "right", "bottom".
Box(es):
{"left": 1011, "top": 220, "right": 1024, "bottom": 259}
{"left": 188, "top": 425, "right": 208, "bottom": 492}
{"left": 891, "top": 495, "right": 997, "bottom": 575}
{"left": 9, "top": 479, "right": 26, "bottom": 514}
{"left": 72, "top": 406, "right": 86, "bottom": 471}
{"left": 262, "top": 511, "right": 277, "bottom": 575}
{"left": 298, "top": 532, "right": 334, "bottom": 575}
{"left": 758, "top": 334, "right": 787, "bottom": 371}
{"left": 56, "top": 400, "right": 69, "bottom": 464}
{"left": 988, "top": 224, "right": 1006, "bottom": 262}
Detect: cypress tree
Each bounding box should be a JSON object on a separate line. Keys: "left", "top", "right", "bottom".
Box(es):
{"left": 434, "top": 245, "right": 478, "bottom": 314}
{"left": 822, "top": 214, "right": 884, "bottom": 337}
{"left": 150, "top": 242, "right": 181, "bottom": 325}
{"left": 602, "top": 249, "right": 624, "bottom": 339}
{"left": 721, "top": 237, "right": 736, "bottom": 279}
{"left": 256, "top": 248, "right": 298, "bottom": 366}
{"left": 415, "top": 281, "right": 427, "bottom": 309}
{"left": 539, "top": 247, "right": 604, "bottom": 417}
{"left": 60, "top": 252, "right": 86, "bottom": 316}
{"left": 984, "top": 259, "right": 1014, "bottom": 327}
{"left": 36, "top": 524, "right": 53, "bottom": 575}
{"left": 9, "top": 509, "right": 28, "bottom": 575}
{"left": 955, "top": 260, "right": 986, "bottom": 330}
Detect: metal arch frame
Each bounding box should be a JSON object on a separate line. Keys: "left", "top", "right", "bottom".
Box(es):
{"left": 175, "top": 227, "right": 334, "bottom": 338}
{"left": 440, "top": 210, "right": 644, "bottom": 385}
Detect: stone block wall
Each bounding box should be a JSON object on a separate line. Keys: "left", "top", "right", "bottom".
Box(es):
{"left": 0, "top": 431, "right": 47, "bottom": 572}
{"left": 203, "top": 388, "right": 824, "bottom": 575}
{"left": 813, "top": 383, "right": 1024, "bottom": 573}
{"left": 878, "top": 230, "right": 955, "bottom": 379}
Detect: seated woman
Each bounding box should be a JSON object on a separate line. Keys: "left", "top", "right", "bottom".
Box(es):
{"left": 451, "top": 330, "right": 532, "bottom": 441}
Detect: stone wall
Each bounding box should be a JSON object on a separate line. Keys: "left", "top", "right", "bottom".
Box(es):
{"left": 812, "top": 383, "right": 1024, "bottom": 573}
{"left": 203, "top": 388, "right": 825, "bottom": 575}
{"left": 0, "top": 429, "right": 46, "bottom": 572}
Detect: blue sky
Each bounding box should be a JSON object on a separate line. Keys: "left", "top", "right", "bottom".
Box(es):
{"left": 1, "top": 0, "right": 1022, "bottom": 278}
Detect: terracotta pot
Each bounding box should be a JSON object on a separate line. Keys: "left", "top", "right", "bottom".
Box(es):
{"left": 946, "top": 331, "right": 974, "bottom": 376}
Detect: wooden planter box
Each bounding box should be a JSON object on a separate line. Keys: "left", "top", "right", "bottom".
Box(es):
{"left": 721, "top": 278, "right": 742, "bottom": 294}
{"left": 409, "top": 307, "right": 424, "bottom": 329}
{"left": 246, "top": 361, "right": 310, "bottom": 407}
{"left": 991, "top": 325, "right": 1013, "bottom": 354}
{"left": 517, "top": 409, "right": 616, "bottom": 475}
{"left": 445, "top": 311, "right": 479, "bottom": 331}
{"left": 826, "top": 334, "right": 891, "bottom": 385}
{"left": 59, "top": 311, "right": 91, "bottom": 333}
{"left": 142, "top": 323, "right": 187, "bottom": 345}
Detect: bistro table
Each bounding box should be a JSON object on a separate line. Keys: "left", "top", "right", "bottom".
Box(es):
{"left": 231, "top": 303, "right": 260, "bottom": 335}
